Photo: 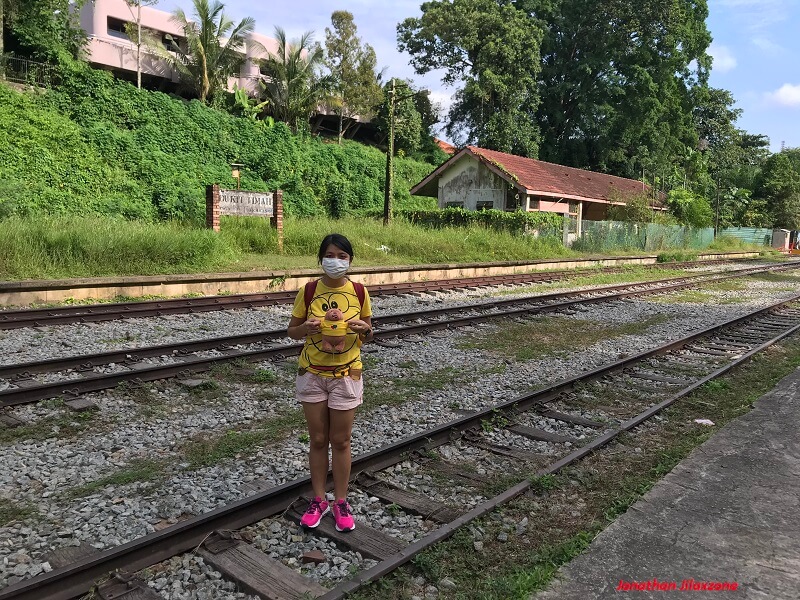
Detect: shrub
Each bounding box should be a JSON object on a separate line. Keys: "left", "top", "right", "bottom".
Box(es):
{"left": 0, "top": 65, "right": 442, "bottom": 223}
{"left": 398, "top": 208, "right": 563, "bottom": 236}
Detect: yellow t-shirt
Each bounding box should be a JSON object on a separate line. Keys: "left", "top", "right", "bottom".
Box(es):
{"left": 291, "top": 279, "right": 372, "bottom": 376}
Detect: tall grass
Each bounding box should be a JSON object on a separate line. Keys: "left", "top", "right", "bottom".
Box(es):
{"left": 4, "top": 214, "right": 773, "bottom": 281}
{"left": 223, "top": 215, "right": 574, "bottom": 266}
{"left": 0, "top": 216, "right": 235, "bottom": 279}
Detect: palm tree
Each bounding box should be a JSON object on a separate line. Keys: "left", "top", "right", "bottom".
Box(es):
{"left": 259, "top": 28, "right": 330, "bottom": 133}
{"left": 164, "top": 0, "right": 255, "bottom": 103}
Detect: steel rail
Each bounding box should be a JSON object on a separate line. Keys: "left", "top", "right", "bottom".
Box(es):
{"left": 0, "top": 271, "right": 593, "bottom": 328}
{"left": 322, "top": 309, "right": 800, "bottom": 599}
{"left": 0, "top": 259, "right": 756, "bottom": 329}
{"left": 0, "top": 262, "right": 792, "bottom": 382}
{"left": 1, "top": 263, "right": 797, "bottom": 407}
{"left": 2, "top": 294, "right": 799, "bottom": 600}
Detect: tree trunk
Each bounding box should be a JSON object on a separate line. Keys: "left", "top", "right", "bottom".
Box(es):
{"left": 0, "top": 1, "right": 5, "bottom": 79}
{"left": 136, "top": 1, "right": 142, "bottom": 89}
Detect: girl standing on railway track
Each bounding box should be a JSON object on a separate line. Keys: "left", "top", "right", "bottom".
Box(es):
{"left": 286, "top": 233, "right": 373, "bottom": 531}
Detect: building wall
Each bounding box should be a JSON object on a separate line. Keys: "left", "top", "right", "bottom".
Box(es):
{"left": 78, "top": 0, "right": 278, "bottom": 93}
{"left": 438, "top": 156, "right": 507, "bottom": 210}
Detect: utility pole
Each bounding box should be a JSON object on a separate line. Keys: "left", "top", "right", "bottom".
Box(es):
{"left": 383, "top": 78, "right": 396, "bottom": 226}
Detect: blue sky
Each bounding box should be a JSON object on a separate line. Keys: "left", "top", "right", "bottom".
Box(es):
{"left": 156, "top": 0, "right": 799, "bottom": 153}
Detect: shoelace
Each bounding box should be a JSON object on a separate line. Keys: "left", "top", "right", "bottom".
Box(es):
{"left": 305, "top": 499, "right": 323, "bottom": 514}
{"left": 336, "top": 501, "right": 352, "bottom": 517}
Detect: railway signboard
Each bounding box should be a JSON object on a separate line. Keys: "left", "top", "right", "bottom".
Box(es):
{"left": 219, "top": 189, "right": 273, "bottom": 217}
{"left": 206, "top": 184, "right": 284, "bottom": 251}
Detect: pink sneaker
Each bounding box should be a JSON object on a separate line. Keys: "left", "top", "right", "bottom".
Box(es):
{"left": 300, "top": 497, "right": 329, "bottom": 528}
{"left": 331, "top": 499, "right": 355, "bottom": 532}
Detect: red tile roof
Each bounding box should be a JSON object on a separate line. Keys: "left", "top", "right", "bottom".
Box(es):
{"left": 466, "top": 146, "right": 649, "bottom": 203}
{"left": 435, "top": 138, "right": 457, "bottom": 155}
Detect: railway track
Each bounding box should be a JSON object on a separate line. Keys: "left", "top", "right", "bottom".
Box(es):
{"left": 1, "top": 261, "right": 797, "bottom": 408}
{"left": 0, "top": 259, "right": 755, "bottom": 329}
{"left": 3, "top": 290, "right": 799, "bottom": 600}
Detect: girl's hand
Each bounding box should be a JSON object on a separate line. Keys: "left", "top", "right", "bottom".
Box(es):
{"left": 304, "top": 318, "right": 321, "bottom": 335}
{"left": 347, "top": 319, "right": 370, "bottom": 334}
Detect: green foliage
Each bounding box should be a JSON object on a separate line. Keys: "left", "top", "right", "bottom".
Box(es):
{"left": 398, "top": 207, "right": 563, "bottom": 236}
{"left": 0, "top": 83, "right": 152, "bottom": 219}
{"left": 667, "top": 188, "right": 713, "bottom": 227}
{"left": 656, "top": 250, "right": 698, "bottom": 263}
{"left": 2, "top": 0, "right": 87, "bottom": 63}
{"left": 162, "top": 0, "right": 256, "bottom": 103}
{"left": 533, "top": 0, "right": 712, "bottom": 180}
{"left": 606, "top": 193, "right": 664, "bottom": 224}
{"left": 377, "top": 78, "right": 423, "bottom": 155}
{"left": 758, "top": 148, "right": 800, "bottom": 229}
{"left": 260, "top": 28, "right": 330, "bottom": 133}
{"left": 0, "top": 69, "right": 435, "bottom": 221}
{"left": 0, "top": 215, "right": 235, "bottom": 278}
{"left": 0, "top": 213, "right": 579, "bottom": 279}
{"left": 324, "top": 11, "right": 383, "bottom": 143}
{"left": 398, "top": 0, "right": 543, "bottom": 156}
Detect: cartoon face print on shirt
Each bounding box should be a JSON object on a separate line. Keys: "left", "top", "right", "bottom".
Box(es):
{"left": 308, "top": 288, "right": 361, "bottom": 355}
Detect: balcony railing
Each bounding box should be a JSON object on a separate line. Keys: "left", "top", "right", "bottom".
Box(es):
{"left": 0, "top": 55, "right": 59, "bottom": 88}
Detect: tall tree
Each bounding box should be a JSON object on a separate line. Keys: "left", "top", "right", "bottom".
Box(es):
{"left": 376, "top": 78, "right": 422, "bottom": 155}
{"left": 260, "top": 28, "right": 329, "bottom": 133}
{"left": 164, "top": 0, "right": 254, "bottom": 103}
{"left": 758, "top": 149, "right": 800, "bottom": 229}
{"left": 324, "top": 11, "right": 383, "bottom": 143}
{"left": 124, "top": 0, "right": 159, "bottom": 89}
{"left": 1, "top": 0, "right": 86, "bottom": 63}
{"left": 0, "top": 1, "right": 6, "bottom": 75}
{"left": 398, "top": 0, "right": 544, "bottom": 156}
{"left": 526, "top": 0, "right": 712, "bottom": 178}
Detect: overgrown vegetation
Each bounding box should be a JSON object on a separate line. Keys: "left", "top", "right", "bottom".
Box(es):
{"left": 0, "top": 214, "right": 573, "bottom": 279}
{"left": 0, "top": 73, "right": 437, "bottom": 222}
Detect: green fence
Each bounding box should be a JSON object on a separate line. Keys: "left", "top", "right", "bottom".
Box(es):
{"left": 719, "top": 227, "right": 772, "bottom": 246}
{"left": 576, "top": 221, "right": 715, "bottom": 252}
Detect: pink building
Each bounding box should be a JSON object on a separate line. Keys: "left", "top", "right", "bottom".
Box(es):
{"left": 78, "top": 0, "right": 278, "bottom": 94}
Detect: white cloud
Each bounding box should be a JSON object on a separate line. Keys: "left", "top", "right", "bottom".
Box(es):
{"left": 715, "top": 0, "right": 789, "bottom": 30}
{"left": 765, "top": 84, "right": 800, "bottom": 107}
{"left": 751, "top": 36, "right": 783, "bottom": 54}
{"left": 708, "top": 43, "right": 737, "bottom": 72}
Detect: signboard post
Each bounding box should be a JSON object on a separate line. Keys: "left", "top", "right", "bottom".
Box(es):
{"left": 206, "top": 185, "right": 284, "bottom": 252}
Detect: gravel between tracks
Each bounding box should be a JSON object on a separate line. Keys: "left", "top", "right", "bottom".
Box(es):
{"left": 1, "top": 268, "right": 799, "bottom": 591}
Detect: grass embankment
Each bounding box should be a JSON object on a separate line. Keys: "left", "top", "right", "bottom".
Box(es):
{"left": 0, "top": 214, "right": 769, "bottom": 281}
{"left": 349, "top": 341, "right": 800, "bottom": 600}
{"left": 0, "top": 214, "right": 573, "bottom": 280}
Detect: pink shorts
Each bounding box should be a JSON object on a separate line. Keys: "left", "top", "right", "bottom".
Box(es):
{"left": 296, "top": 371, "right": 364, "bottom": 411}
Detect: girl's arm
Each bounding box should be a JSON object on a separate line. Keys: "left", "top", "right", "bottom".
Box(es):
{"left": 287, "top": 315, "right": 321, "bottom": 340}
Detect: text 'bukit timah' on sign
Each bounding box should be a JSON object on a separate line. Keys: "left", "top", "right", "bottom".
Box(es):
{"left": 219, "top": 190, "right": 274, "bottom": 217}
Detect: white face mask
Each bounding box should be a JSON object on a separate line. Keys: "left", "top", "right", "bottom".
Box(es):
{"left": 321, "top": 257, "right": 350, "bottom": 279}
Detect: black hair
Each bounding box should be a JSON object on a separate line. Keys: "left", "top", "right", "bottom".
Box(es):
{"left": 317, "top": 233, "right": 354, "bottom": 264}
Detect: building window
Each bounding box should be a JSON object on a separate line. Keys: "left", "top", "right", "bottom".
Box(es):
{"left": 162, "top": 33, "right": 183, "bottom": 53}
{"left": 476, "top": 201, "right": 494, "bottom": 211}
{"left": 107, "top": 17, "right": 130, "bottom": 40}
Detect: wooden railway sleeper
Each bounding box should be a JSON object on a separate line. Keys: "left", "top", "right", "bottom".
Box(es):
{"left": 96, "top": 571, "right": 160, "bottom": 600}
